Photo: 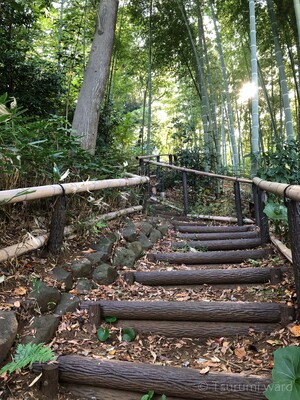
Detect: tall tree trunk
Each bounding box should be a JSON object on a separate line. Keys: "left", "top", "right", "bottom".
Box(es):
{"left": 267, "top": 0, "right": 295, "bottom": 142}
{"left": 177, "top": 0, "right": 210, "bottom": 169}
{"left": 295, "top": 0, "right": 300, "bottom": 44}
{"left": 249, "top": 0, "right": 259, "bottom": 176}
{"left": 147, "top": 0, "right": 153, "bottom": 154}
{"left": 72, "top": 0, "right": 119, "bottom": 154}
{"left": 209, "top": 0, "right": 239, "bottom": 172}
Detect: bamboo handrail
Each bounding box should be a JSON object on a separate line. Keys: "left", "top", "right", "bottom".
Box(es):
{"left": 253, "top": 177, "right": 300, "bottom": 201}
{"left": 143, "top": 160, "right": 252, "bottom": 184}
{"left": 0, "top": 176, "right": 149, "bottom": 205}
{"left": 136, "top": 154, "right": 174, "bottom": 160}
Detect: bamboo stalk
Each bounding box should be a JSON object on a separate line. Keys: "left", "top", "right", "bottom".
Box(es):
{"left": 85, "top": 206, "right": 143, "bottom": 224}
{"left": 0, "top": 205, "right": 143, "bottom": 262}
{"left": 0, "top": 227, "right": 74, "bottom": 262}
{"left": 143, "top": 160, "right": 252, "bottom": 183}
{"left": 0, "top": 176, "right": 149, "bottom": 205}
{"left": 253, "top": 177, "right": 300, "bottom": 202}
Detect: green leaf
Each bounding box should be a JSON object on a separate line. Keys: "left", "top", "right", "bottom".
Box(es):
{"left": 264, "top": 346, "right": 300, "bottom": 400}
{"left": 0, "top": 93, "right": 8, "bottom": 104}
{"left": 122, "top": 327, "right": 136, "bottom": 342}
{"left": 161, "top": 395, "right": 167, "bottom": 400}
{"left": 104, "top": 316, "right": 117, "bottom": 323}
{"left": 0, "top": 343, "right": 55, "bottom": 375}
{"left": 264, "top": 202, "right": 288, "bottom": 222}
{"left": 97, "top": 327, "right": 110, "bottom": 342}
{"left": 140, "top": 390, "right": 155, "bottom": 400}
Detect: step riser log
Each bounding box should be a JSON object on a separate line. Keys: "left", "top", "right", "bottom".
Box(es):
{"left": 148, "top": 249, "right": 274, "bottom": 265}
{"left": 62, "top": 385, "right": 188, "bottom": 400}
{"left": 177, "top": 231, "right": 259, "bottom": 240}
{"left": 125, "top": 267, "right": 283, "bottom": 286}
{"left": 177, "top": 225, "right": 255, "bottom": 233}
{"left": 34, "top": 356, "right": 270, "bottom": 400}
{"left": 80, "top": 300, "right": 284, "bottom": 323}
{"left": 115, "top": 320, "right": 278, "bottom": 338}
{"left": 170, "top": 238, "right": 262, "bottom": 250}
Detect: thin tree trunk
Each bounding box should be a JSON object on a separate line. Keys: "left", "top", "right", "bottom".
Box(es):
{"left": 72, "top": 0, "right": 119, "bottom": 154}
{"left": 209, "top": 0, "right": 239, "bottom": 172}
{"left": 294, "top": 0, "right": 300, "bottom": 44}
{"left": 146, "top": 0, "right": 153, "bottom": 154}
{"left": 267, "top": 0, "right": 295, "bottom": 142}
{"left": 249, "top": 0, "right": 259, "bottom": 176}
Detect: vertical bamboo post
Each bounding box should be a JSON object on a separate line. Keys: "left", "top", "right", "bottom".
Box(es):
{"left": 182, "top": 171, "right": 188, "bottom": 216}
{"left": 234, "top": 180, "right": 243, "bottom": 226}
{"left": 168, "top": 154, "right": 173, "bottom": 165}
{"left": 174, "top": 154, "right": 178, "bottom": 165}
{"left": 156, "top": 155, "right": 161, "bottom": 195}
{"left": 47, "top": 186, "right": 66, "bottom": 254}
{"left": 252, "top": 183, "right": 269, "bottom": 244}
{"left": 146, "top": 161, "right": 151, "bottom": 197}
{"left": 287, "top": 200, "right": 300, "bottom": 320}
{"left": 139, "top": 158, "right": 145, "bottom": 175}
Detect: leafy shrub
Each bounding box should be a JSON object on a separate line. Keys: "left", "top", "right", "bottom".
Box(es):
{"left": 258, "top": 140, "right": 300, "bottom": 184}
{"left": 0, "top": 95, "right": 129, "bottom": 189}
{"left": 0, "top": 343, "right": 55, "bottom": 375}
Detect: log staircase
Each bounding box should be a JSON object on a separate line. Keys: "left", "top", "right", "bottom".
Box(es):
{"left": 38, "top": 210, "right": 294, "bottom": 400}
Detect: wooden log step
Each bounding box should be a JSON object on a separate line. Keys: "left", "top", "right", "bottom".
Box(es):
{"left": 62, "top": 384, "right": 188, "bottom": 400}
{"left": 177, "top": 231, "right": 259, "bottom": 240}
{"left": 114, "top": 320, "right": 278, "bottom": 339}
{"left": 34, "top": 355, "right": 271, "bottom": 400}
{"left": 80, "top": 299, "right": 292, "bottom": 324}
{"left": 177, "top": 225, "right": 255, "bottom": 233}
{"left": 148, "top": 248, "right": 273, "bottom": 265}
{"left": 124, "top": 267, "right": 284, "bottom": 286}
{"left": 170, "top": 238, "right": 262, "bottom": 251}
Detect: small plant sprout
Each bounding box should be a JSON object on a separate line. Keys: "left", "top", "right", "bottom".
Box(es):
{"left": 140, "top": 391, "right": 167, "bottom": 400}
{"left": 122, "top": 327, "right": 136, "bottom": 342}
{"left": 97, "top": 327, "right": 110, "bottom": 342}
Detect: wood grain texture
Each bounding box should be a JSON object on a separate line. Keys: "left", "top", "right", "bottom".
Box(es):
{"left": 147, "top": 249, "right": 273, "bottom": 264}
{"left": 34, "top": 356, "right": 270, "bottom": 400}
{"left": 170, "top": 238, "right": 262, "bottom": 250}
{"left": 62, "top": 384, "right": 188, "bottom": 400}
{"left": 114, "top": 320, "right": 278, "bottom": 338}
{"left": 176, "top": 225, "right": 255, "bottom": 233}
{"left": 80, "top": 300, "right": 283, "bottom": 323}
{"left": 129, "top": 267, "right": 279, "bottom": 285}
{"left": 177, "top": 231, "right": 259, "bottom": 240}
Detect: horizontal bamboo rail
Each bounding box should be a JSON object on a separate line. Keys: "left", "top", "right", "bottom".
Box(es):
{"left": 143, "top": 160, "right": 252, "bottom": 184}
{"left": 253, "top": 177, "right": 300, "bottom": 201}
{"left": 0, "top": 176, "right": 149, "bottom": 205}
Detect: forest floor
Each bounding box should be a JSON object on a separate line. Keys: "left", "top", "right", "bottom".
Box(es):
{"left": 0, "top": 187, "right": 299, "bottom": 399}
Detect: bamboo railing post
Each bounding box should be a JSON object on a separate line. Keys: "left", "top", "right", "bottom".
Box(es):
{"left": 182, "top": 171, "right": 188, "bottom": 216}
{"left": 168, "top": 154, "right": 173, "bottom": 165}
{"left": 139, "top": 158, "right": 145, "bottom": 175}
{"left": 234, "top": 180, "right": 243, "bottom": 226}
{"left": 174, "top": 154, "right": 178, "bottom": 165}
{"left": 156, "top": 155, "right": 161, "bottom": 195}
{"left": 252, "top": 183, "right": 269, "bottom": 244}
{"left": 47, "top": 187, "right": 66, "bottom": 254}
{"left": 287, "top": 199, "right": 300, "bottom": 320}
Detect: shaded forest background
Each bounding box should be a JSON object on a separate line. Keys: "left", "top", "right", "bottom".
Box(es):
{"left": 0, "top": 0, "right": 299, "bottom": 191}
